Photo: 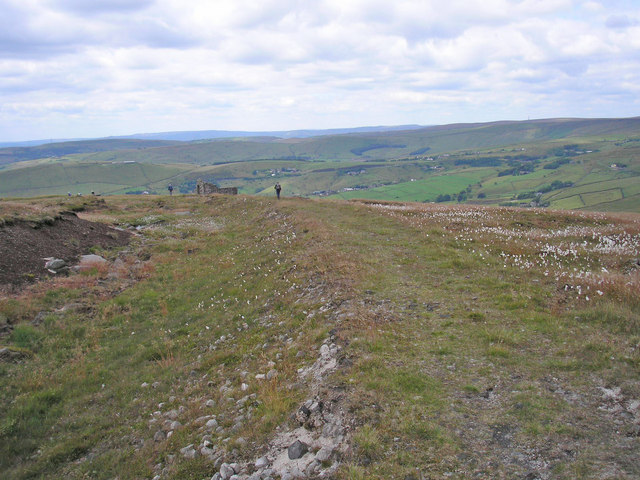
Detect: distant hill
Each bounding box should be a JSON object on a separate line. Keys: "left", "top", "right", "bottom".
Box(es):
{"left": 2, "top": 116, "right": 640, "bottom": 212}
{"left": 0, "top": 139, "right": 183, "bottom": 166}
{"left": 63, "top": 117, "right": 640, "bottom": 165}
{"left": 0, "top": 125, "right": 425, "bottom": 148}
{"left": 113, "top": 124, "right": 425, "bottom": 141}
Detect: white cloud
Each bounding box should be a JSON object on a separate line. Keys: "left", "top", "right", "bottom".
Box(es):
{"left": 0, "top": 0, "right": 639, "bottom": 140}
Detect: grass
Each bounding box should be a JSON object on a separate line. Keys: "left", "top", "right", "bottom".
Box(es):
{"left": 0, "top": 161, "right": 190, "bottom": 197}
{"left": 1, "top": 194, "right": 639, "bottom": 479}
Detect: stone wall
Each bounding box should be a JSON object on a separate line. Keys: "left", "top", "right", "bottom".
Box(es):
{"left": 196, "top": 179, "right": 238, "bottom": 196}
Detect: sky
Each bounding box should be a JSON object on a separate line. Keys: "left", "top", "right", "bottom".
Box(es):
{"left": 1, "top": 0, "right": 639, "bottom": 142}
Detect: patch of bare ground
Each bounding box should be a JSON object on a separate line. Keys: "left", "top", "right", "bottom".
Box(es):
{"left": 0, "top": 211, "right": 131, "bottom": 291}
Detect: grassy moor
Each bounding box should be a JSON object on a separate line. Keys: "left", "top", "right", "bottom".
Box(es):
{"left": 1, "top": 193, "right": 639, "bottom": 479}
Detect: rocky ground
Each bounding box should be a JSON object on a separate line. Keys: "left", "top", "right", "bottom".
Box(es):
{"left": 0, "top": 211, "right": 131, "bottom": 291}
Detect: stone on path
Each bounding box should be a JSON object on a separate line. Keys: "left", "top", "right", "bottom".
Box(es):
{"left": 288, "top": 440, "right": 309, "bottom": 460}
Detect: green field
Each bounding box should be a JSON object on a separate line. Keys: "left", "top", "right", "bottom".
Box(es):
{"left": 335, "top": 170, "right": 488, "bottom": 202}
{"left": 2, "top": 117, "right": 640, "bottom": 212}
{"left": 0, "top": 162, "right": 192, "bottom": 197}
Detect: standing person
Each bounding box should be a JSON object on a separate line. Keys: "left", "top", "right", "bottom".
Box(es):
{"left": 274, "top": 182, "right": 282, "bottom": 199}
{"left": 168, "top": 183, "right": 174, "bottom": 196}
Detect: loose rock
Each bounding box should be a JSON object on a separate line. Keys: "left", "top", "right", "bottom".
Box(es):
{"left": 288, "top": 440, "right": 309, "bottom": 460}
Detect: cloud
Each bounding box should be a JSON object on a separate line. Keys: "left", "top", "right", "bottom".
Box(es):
{"left": 605, "top": 14, "right": 638, "bottom": 29}
{"left": 52, "top": 0, "right": 155, "bottom": 14}
{"left": 0, "top": 0, "right": 639, "bottom": 141}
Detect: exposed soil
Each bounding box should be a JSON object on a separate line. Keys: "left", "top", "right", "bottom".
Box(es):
{"left": 0, "top": 212, "right": 131, "bottom": 291}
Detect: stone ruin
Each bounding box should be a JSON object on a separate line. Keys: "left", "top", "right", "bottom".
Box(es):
{"left": 195, "top": 179, "right": 238, "bottom": 196}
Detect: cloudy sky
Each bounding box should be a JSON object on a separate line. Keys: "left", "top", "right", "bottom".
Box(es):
{"left": 1, "top": 0, "right": 639, "bottom": 142}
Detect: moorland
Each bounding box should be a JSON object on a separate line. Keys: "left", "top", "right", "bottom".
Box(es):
{"left": 0, "top": 193, "right": 639, "bottom": 479}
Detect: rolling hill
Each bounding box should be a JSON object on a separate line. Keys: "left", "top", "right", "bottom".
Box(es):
{"left": 0, "top": 139, "right": 183, "bottom": 166}
{"left": 1, "top": 117, "right": 639, "bottom": 212}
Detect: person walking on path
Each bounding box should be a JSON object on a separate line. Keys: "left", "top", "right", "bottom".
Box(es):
{"left": 274, "top": 183, "right": 282, "bottom": 199}
{"left": 168, "top": 183, "right": 174, "bottom": 196}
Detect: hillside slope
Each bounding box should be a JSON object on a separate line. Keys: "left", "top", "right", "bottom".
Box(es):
{"left": 1, "top": 195, "right": 639, "bottom": 479}
{"left": 2, "top": 117, "right": 640, "bottom": 213}
{"left": 0, "top": 139, "right": 184, "bottom": 166}
{"left": 68, "top": 116, "right": 640, "bottom": 164}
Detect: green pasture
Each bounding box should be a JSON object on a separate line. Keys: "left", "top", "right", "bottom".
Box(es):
{"left": 0, "top": 162, "right": 189, "bottom": 197}
{"left": 550, "top": 195, "right": 585, "bottom": 210}
{"left": 334, "top": 170, "right": 487, "bottom": 202}
{"left": 590, "top": 193, "right": 640, "bottom": 212}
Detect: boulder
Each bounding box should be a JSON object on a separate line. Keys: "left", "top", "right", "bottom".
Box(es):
{"left": 75, "top": 254, "right": 107, "bottom": 271}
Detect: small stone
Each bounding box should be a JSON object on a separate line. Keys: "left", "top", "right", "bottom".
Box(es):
{"left": 295, "top": 405, "right": 310, "bottom": 424}
{"left": 141, "top": 382, "right": 150, "bottom": 388}
{"left": 201, "top": 446, "right": 216, "bottom": 457}
{"left": 74, "top": 254, "right": 107, "bottom": 272}
{"left": 219, "top": 463, "right": 235, "bottom": 479}
{"left": 205, "top": 399, "right": 216, "bottom": 407}
{"left": 153, "top": 430, "right": 166, "bottom": 442}
{"left": 305, "top": 460, "right": 320, "bottom": 475}
{"left": 31, "top": 311, "right": 47, "bottom": 326}
{"left": 255, "top": 374, "right": 266, "bottom": 380}
{"left": 266, "top": 369, "right": 278, "bottom": 380}
{"left": 315, "top": 446, "right": 333, "bottom": 462}
{"left": 288, "top": 440, "right": 309, "bottom": 460}
{"left": 165, "top": 409, "right": 179, "bottom": 419}
{"left": 255, "top": 456, "right": 269, "bottom": 468}
{"left": 206, "top": 419, "right": 219, "bottom": 429}
{"left": 194, "top": 415, "right": 209, "bottom": 425}
{"left": 79, "top": 254, "right": 106, "bottom": 264}
{"left": 320, "top": 344, "right": 330, "bottom": 356}
{"left": 45, "top": 258, "right": 66, "bottom": 271}
{"left": 180, "top": 444, "right": 199, "bottom": 459}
